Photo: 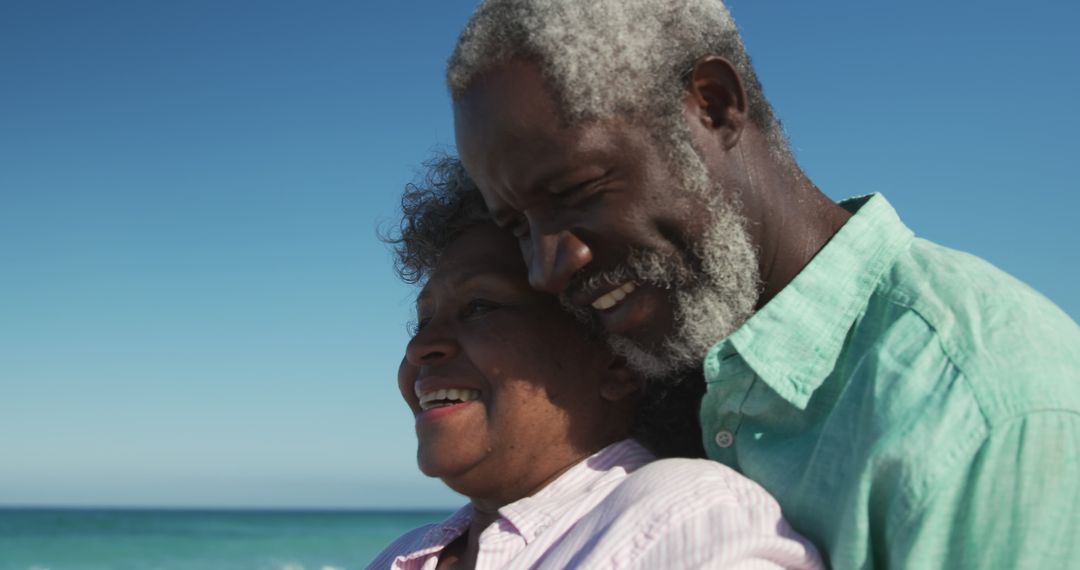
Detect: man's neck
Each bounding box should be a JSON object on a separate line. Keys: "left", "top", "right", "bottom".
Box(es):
{"left": 742, "top": 158, "right": 851, "bottom": 309}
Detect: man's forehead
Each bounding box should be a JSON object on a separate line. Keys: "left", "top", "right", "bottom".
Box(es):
{"left": 453, "top": 64, "right": 562, "bottom": 204}
{"left": 453, "top": 58, "right": 645, "bottom": 222}
{"left": 454, "top": 61, "right": 563, "bottom": 135}
{"left": 462, "top": 113, "right": 631, "bottom": 185}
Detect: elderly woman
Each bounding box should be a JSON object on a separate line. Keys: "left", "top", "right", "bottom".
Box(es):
{"left": 368, "top": 159, "right": 821, "bottom": 569}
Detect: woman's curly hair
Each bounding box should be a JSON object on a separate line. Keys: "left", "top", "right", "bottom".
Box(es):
{"left": 386, "top": 156, "right": 493, "bottom": 285}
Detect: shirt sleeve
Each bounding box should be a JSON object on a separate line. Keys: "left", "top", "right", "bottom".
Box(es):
{"left": 594, "top": 459, "right": 824, "bottom": 569}
{"left": 628, "top": 498, "right": 824, "bottom": 570}
{"left": 890, "top": 411, "right": 1080, "bottom": 568}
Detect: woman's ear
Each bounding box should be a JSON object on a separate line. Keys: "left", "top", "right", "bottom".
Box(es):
{"left": 599, "top": 355, "right": 642, "bottom": 402}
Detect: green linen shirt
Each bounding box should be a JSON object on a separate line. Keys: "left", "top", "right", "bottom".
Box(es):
{"left": 701, "top": 193, "right": 1080, "bottom": 569}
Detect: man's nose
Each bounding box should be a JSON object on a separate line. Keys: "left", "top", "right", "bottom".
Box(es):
{"left": 526, "top": 228, "right": 593, "bottom": 294}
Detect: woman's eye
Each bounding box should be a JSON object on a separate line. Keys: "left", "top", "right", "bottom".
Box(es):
{"left": 410, "top": 317, "right": 431, "bottom": 336}
{"left": 510, "top": 217, "right": 529, "bottom": 240}
{"left": 463, "top": 299, "right": 501, "bottom": 318}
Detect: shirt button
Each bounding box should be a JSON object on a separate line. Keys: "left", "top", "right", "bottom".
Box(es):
{"left": 714, "top": 430, "right": 735, "bottom": 448}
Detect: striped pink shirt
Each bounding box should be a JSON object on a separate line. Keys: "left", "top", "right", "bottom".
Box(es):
{"left": 366, "top": 440, "right": 822, "bottom": 569}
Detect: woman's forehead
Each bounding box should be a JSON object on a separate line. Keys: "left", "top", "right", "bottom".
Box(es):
{"left": 419, "top": 224, "right": 529, "bottom": 300}
{"left": 442, "top": 224, "right": 524, "bottom": 271}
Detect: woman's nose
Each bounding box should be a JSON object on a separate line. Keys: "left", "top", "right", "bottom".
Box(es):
{"left": 404, "top": 320, "right": 460, "bottom": 366}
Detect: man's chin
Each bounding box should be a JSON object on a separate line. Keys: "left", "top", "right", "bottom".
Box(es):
{"left": 604, "top": 285, "right": 756, "bottom": 380}
{"left": 605, "top": 333, "right": 697, "bottom": 381}
{"left": 600, "top": 283, "right": 678, "bottom": 336}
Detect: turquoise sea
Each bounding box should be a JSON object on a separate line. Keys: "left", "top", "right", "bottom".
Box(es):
{"left": 0, "top": 508, "right": 453, "bottom": 570}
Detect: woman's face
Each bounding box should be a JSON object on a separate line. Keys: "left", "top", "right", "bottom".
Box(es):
{"left": 398, "top": 223, "right": 637, "bottom": 504}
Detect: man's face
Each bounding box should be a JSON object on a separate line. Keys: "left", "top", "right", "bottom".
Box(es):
{"left": 454, "top": 60, "right": 760, "bottom": 378}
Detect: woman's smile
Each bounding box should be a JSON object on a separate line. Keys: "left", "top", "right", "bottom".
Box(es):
{"left": 415, "top": 398, "right": 482, "bottom": 423}
{"left": 417, "top": 387, "right": 481, "bottom": 412}
{"left": 414, "top": 384, "right": 484, "bottom": 423}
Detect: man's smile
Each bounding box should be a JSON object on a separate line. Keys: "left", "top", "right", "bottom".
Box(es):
{"left": 590, "top": 281, "right": 637, "bottom": 310}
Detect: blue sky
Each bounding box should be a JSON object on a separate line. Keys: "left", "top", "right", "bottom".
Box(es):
{"left": 1, "top": 1, "right": 1076, "bottom": 509}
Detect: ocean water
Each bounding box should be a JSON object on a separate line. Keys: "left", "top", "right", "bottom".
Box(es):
{"left": 0, "top": 508, "right": 453, "bottom": 570}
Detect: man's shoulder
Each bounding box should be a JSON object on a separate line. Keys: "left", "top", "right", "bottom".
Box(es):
{"left": 887, "top": 238, "right": 1076, "bottom": 335}
{"left": 868, "top": 237, "right": 1080, "bottom": 419}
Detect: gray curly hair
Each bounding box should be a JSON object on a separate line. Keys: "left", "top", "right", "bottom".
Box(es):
{"left": 448, "top": 0, "right": 789, "bottom": 156}
{"left": 387, "top": 156, "right": 492, "bottom": 286}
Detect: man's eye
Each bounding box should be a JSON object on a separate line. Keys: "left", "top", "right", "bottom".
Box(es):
{"left": 556, "top": 182, "right": 590, "bottom": 198}
{"left": 554, "top": 177, "right": 604, "bottom": 203}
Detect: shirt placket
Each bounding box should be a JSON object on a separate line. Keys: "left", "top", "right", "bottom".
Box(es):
{"left": 702, "top": 345, "right": 759, "bottom": 468}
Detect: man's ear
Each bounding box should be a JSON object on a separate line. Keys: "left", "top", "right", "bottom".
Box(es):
{"left": 684, "top": 56, "right": 748, "bottom": 150}
{"left": 599, "top": 355, "right": 642, "bottom": 402}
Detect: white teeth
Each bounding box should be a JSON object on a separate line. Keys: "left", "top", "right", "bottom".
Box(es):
{"left": 591, "top": 282, "right": 637, "bottom": 310}
{"left": 417, "top": 388, "right": 481, "bottom": 411}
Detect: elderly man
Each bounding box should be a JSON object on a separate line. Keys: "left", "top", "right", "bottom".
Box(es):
{"left": 446, "top": 0, "right": 1080, "bottom": 568}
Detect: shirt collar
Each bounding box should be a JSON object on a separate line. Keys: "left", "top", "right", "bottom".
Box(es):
{"left": 394, "top": 505, "right": 473, "bottom": 564}
{"left": 497, "top": 439, "right": 654, "bottom": 544}
{"left": 705, "top": 193, "right": 914, "bottom": 409}
{"left": 395, "top": 439, "right": 654, "bottom": 566}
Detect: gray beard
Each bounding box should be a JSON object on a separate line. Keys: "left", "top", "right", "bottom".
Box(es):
{"left": 559, "top": 143, "right": 761, "bottom": 381}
